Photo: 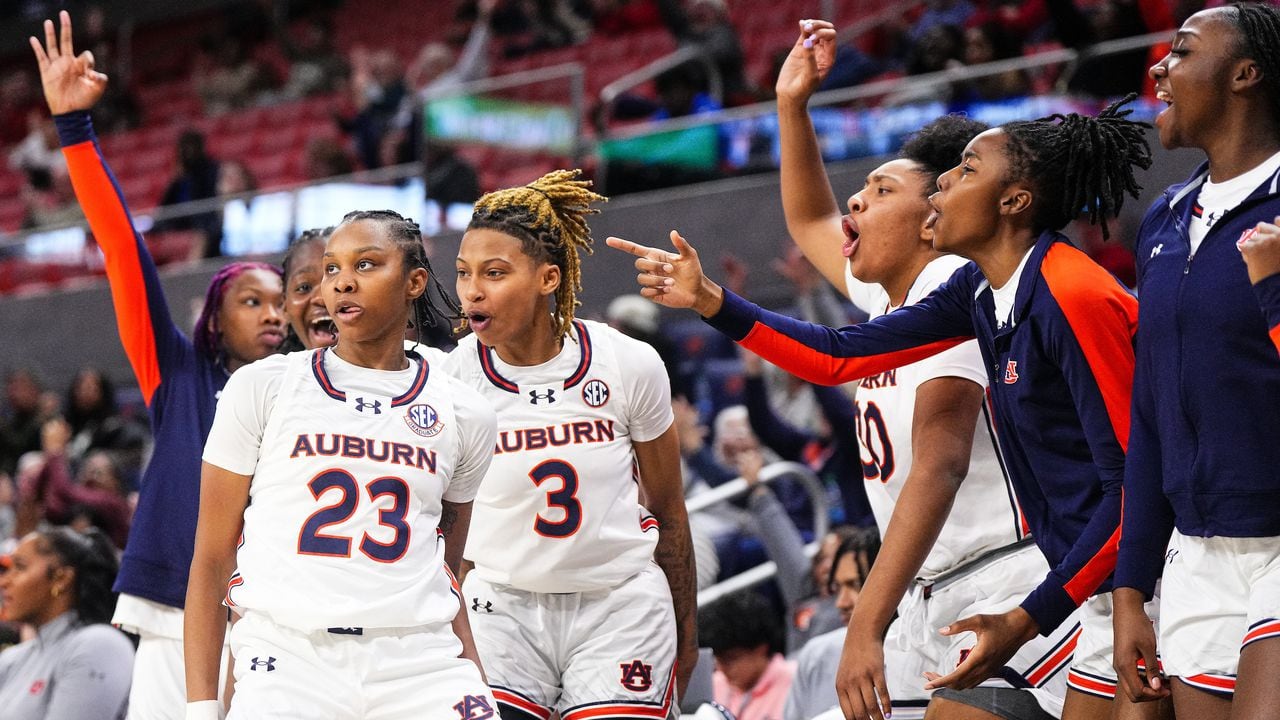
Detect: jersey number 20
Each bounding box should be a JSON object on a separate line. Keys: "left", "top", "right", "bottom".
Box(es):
{"left": 298, "top": 469, "right": 411, "bottom": 562}
{"left": 530, "top": 459, "right": 583, "bottom": 538}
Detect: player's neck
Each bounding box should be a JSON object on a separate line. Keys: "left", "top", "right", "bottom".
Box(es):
{"left": 333, "top": 337, "right": 410, "bottom": 371}
{"left": 883, "top": 247, "right": 942, "bottom": 307}
{"left": 970, "top": 226, "right": 1036, "bottom": 290}
{"left": 1203, "top": 115, "right": 1280, "bottom": 182}
{"left": 493, "top": 314, "right": 562, "bottom": 367}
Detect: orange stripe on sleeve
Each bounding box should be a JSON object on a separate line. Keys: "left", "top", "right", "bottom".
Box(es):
{"left": 1040, "top": 243, "right": 1138, "bottom": 451}
{"left": 1270, "top": 324, "right": 1280, "bottom": 358}
{"left": 742, "top": 323, "right": 970, "bottom": 386}
{"left": 1063, "top": 521, "right": 1121, "bottom": 604}
{"left": 62, "top": 142, "right": 163, "bottom": 403}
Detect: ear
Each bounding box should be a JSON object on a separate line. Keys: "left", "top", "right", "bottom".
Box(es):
{"left": 998, "top": 185, "right": 1034, "bottom": 218}
{"left": 1230, "top": 57, "right": 1265, "bottom": 93}
{"left": 540, "top": 263, "right": 561, "bottom": 297}
{"left": 405, "top": 266, "right": 428, "bottom": 302}
{"left": 919, "top": 212, "right": 936, "bottom": 244}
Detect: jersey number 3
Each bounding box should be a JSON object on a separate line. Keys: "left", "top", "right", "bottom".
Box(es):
{"left": 298, "top": 469, "right": 411, "bottom": 562}
{"left": 530, "top": 459, "right": 583, "bottom": 538}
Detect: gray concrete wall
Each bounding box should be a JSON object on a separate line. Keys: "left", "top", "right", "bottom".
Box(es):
{"left": 0, "top": 134, "right": 1206, "bottom": 393}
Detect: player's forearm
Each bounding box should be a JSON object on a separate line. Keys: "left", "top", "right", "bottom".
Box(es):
{"left": 183, "top": 552, "right": 234, "bottom": 702}
{"left": 849, "top": 467, "right": 958, "bottom": 640}
{"left": 440, "top": 500, "right": 473, "bottom": 576}
{"left": 651, "top": 503, "right": 698, "bottom": 684}
{"left": 452, "top": 592, "right": 487, "bottom": 682}
{"left": 778, "top": 96, "right": 847, "bottom": 288}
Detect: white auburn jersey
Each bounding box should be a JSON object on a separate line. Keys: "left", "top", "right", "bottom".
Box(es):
{"left": 203, "top": 347, "right": 497, "bottom": 630}
{"left": 846, "top": 255, "right": 1026, "bottom": 579}
{"left": 443, "top": 319, "right": 675, "bottom": 593}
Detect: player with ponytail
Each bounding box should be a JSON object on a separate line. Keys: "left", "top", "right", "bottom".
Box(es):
{"left": 446, "top": 170, "right": 698, "bottom": 720}
{"left": 612, "top": 98, "right": 1153, "bottom": 720}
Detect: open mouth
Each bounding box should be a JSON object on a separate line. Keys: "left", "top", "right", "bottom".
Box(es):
{"left": 308, "top": 315, "right": 336, "bottom": 346}
{"left": 467, "top": 311, "right": 492, "bottom": 333}
{"left": 334, "top": 301, "right": 363, "bottom": 323}
{"left": 841, "top": 216, "right": 861, "bottom": 259}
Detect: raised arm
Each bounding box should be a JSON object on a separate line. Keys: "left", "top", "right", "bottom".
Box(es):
{"left": 776, "top": 20, "right": 849, "bottom": 291}
{"left": 33, "top": 11, "right": 188, "bottom": 406}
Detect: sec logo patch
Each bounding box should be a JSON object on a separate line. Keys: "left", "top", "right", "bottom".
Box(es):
{"left": 582, "top": 379, "right": 610, "bottom": 407}
{"left": 405, "top": 403, "right": 444, "bottom": 437}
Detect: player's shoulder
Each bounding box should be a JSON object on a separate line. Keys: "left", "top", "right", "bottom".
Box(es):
{"left": 226, "top": 351, "right": 294, "bottom": 389}
{"left": 910, "top": 254, "right": 974, "bottom": 301}
{"left": 578, "top": 319, "right": 662, "bottom": 365}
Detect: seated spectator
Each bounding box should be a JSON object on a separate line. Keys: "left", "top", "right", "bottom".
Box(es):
{"left": 192, "top": 36, "right": 270, "bottom": 115}
{"left": 63, "top": 368, "right": 145, "bottom": 469}
{"left": 20, "top": 419, "right": 131, "bottom": 549}
{"left": 302, "top": 136, "right": 355, "bottom": 180}
{"left": 19, "top": 163, "right": 81, "bottom": 230}
{"left": 277, "top": 16, "right": 348, "bottom": 100}
{"left": 1051, "top": 0, "right": 1160, "bottom": 98}
{"left": 884, "top": 23, "right": 965, "bottom": 107}
{"left": 657, "top": 0, "right": 750, "bottom": 101}
{"left": 215, "top": 159, "right": 257, "bottom": 197}
{"left": 700, "top": 590, "right": 795, "bottom": 720}
{"left": 1, "top": 369, "right": 49, "bottom": 477}
{"left": 157, "top": 130, "right": 222, "bottom": 256}
{"left": 7, "top": 109, "right": 64, "bottom": 190}
{"left": 783, "top": 529, "right": 880, "bottom": 720}
{"left": 952, "top": 21, "right": 1030, "bottom": 103}
{"left": 0, "top": 526, "right": 134, "bottom": 719}
{"left": 607, "top": 293, "right": 690, "bottom": 398}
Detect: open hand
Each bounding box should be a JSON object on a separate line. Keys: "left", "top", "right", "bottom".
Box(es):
{"left": 922, "top": 607, "right": 1038, "bottom": 690}
{"left": 775, "top": 19, "right": 838, "bottom": 106}
{"left": 30, "top": 11, "right": 108, "bottom": 115}
{"left": 605, "top": 231, "right": 725, "bottom": 316}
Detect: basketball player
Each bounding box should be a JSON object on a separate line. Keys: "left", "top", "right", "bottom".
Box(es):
{"left": 30, "top": 13, "right": 282, "bottom": 717}
{"left": 610, "top": 98, "right": 1156, "bottom": 720}
{"left": 444, "top": 171, "right": 697, "bottom": 720}
{"left": 185, "top": 210, "right": 497, "bottom": 718}
{"left": 772, "top": 19, "right": 1076, "bottom": 720}
{"left": 1113, "top": 5, "right": 1280, "bottom": 719}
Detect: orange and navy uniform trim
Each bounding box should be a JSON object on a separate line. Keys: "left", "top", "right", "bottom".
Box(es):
{"left": 1023, "top": 623, "right": 1080, "bottom": 688}
{"left": 560, "top": 667, "right": 676, "bottom": 720}
{"left": 310, "top": 347, "right": 429, "bottom": 406}
{"left": 492, "top": 686, "right": 552, "bottom": 720}
{"left": 705, "top": 231, "right": 1135, "bottom": 634}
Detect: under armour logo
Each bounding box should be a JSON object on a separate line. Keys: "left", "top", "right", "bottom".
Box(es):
{"left": 354, "top": 397, "right": 383, "bottom": 414}
{"left": 1166, "top": 548, "right": 1180, "bottom": 565}
{"left": 471, "top": 598, "right": 493, "bottom": 613}
{"left": 250, "top": 656, "right": 276, "bottom": 672}
{"left": 1150, "top": 243, "right": 1163, "bottom": 259}
{"left": 1206, "top": 210, "right": 1219, "bottom": 227}
{"left": 620, "top": 659, "right": 654, "bottom": 692}
{"left": 454, "top": 694, "right": 495, "bottom": 720}
{"left": 529, "top": 389, "right": 556, "bottom": 405}
{"left": 1003, "top": 360, "right": 1020, "bottom": 384}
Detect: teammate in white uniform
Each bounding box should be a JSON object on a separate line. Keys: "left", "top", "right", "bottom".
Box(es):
{"left": 751, "top": 20, "right": 1077, "bottom": 720}
{"left": 447, "top": 171, "right": 697, "bottom": 720}
{"left": 185, "top": 210, "right": 498, "bottom": 720}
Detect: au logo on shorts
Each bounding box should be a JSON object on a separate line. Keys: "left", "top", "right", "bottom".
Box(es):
{"left": 405, "top": 403, "right": 445, "bottom": 438}
{"left": 582, "top": 379, "right": 610, "bottom": 408}
{"left": 619, "top": 659, "right": 653, "bottom": 692}
{"left": 453, "top": 694, "right": 495, "bottom": 720}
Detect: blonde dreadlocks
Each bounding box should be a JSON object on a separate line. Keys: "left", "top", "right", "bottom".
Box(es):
{"left": 469, "top": 169, "right": 607, "bottom": 338}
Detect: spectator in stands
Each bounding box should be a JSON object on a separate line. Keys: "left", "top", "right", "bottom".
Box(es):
{"left": 492, "top": 0, "right": 592, "bottom": 56}
{"left": 909, "top": 0, "right": 977, "bottom": 41}
{"left": 700, "top": 590, "right": 795, "bottom": 720}
{"left": 63, "top": 367, "right": 145, "bottom": 473}
{"left": 18, "top": 162, "right": 80, "bottom": 229}
{"left": 193, "top": 36, "right": 270, "bottom": 116}
{"left": 783, "top": 529, "right": 881, "bottom": 720}
{"left": 277, "top": 15, "right": 348, "bottom": 100}
{"left": 0, "top": 526, "right": 134, "bottom": 720}
{"left": 607, "top": 293, "right": 690, "bottom": 398}
{"left": 1050, "top": 0, "right": 1161, "bottom": 98}
{"left": 302, "top": 136, "right": 355, "bottom": 180}
{"left": 884, "top": 23, "right": 965, "bottom": 106}
{"left": 0, "top": 473, "right": 16, "bottom": 545}
{"left": 969, "top": 0, "right": 1050, "bottom": 41}
{"left": 0, "top": 70, "right": 42, "bottom": 148}
{"left": 0, "top": 369, "right": 48, "bottom": 477}
{"left": 657, "top": 0, "right": 750, "bottom": 100}
{"left": 7, "top": 109, "right": 64, "bottom": 189}
{"left": 158, "top": 130, "right": 222, "bottom": 257}
{"left": 418, "top": 142, "right": 482, "bottom": 207}
{"left": 382, "top": 0, "right": 496, "bottom": 167}
{"left": 952, "top": 20, "right": 1030, "bottom": 103}
{"left": 340, "top": 46, "right": 407, "bottom": 169}
{"left": 19, "top": 419, "right": 131, "bottom": 549}
{"left": 215, "top": 159, "right": 256, "bottom": 197}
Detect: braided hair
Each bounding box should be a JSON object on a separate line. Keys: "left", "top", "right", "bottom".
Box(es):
{"left": 36, "top": 526, "right": 120, "bottom": 626}
{"left": 1001, "top": 95, "right": 1152, "bottom": 240}
{"left": 900, "top": 115, "right": 990, "bottom": 197}
{"left": 1229, "top": 2, "right": 1280, "bottom": 123}
{"left": 278, "top": 226, "right": 334, "bottom": 353}
{"left": 468, "top": 169, "right": 607, "bottom": 339}
{"left": 334, "top": 210, "right": 461, "bottom": 348}
{"left": 193, "top": 261, "right": 283, "bottom": 363}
